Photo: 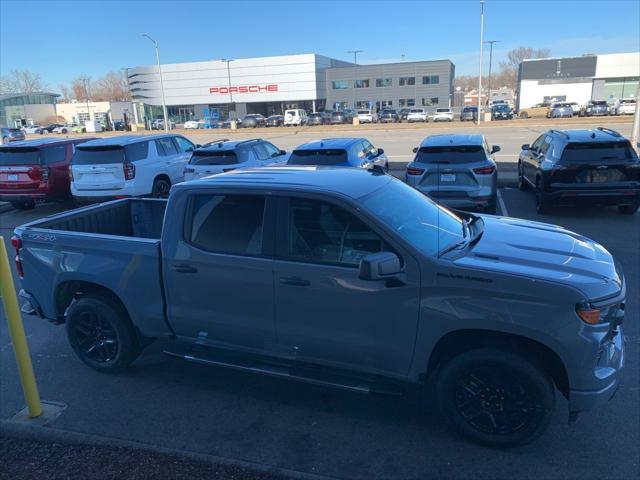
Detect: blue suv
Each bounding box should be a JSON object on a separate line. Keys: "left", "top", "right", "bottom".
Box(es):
{"left": 287, "top": 138, "right": 389, "bottom": 170}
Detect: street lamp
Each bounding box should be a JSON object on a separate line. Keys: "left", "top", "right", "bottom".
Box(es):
{"left": 485, "top": 40, "right": 500, "bottom": 107}
{"left": 140, "top": 33, "right": 169, "bottom": 132}
{"left": 221, "top": 59, "right": 234, "bottom": 118}
{"left": 348, "top": 50, "right": 364, "bottom": 65}
{"left": 79, "top": 76, "right": 91, "bottom": 124}
{"left": 477, "top": 1, "right": 485, "bottom": 125}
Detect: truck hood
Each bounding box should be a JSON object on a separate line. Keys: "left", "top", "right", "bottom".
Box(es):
{"left": 454, "top": 215, "right": 623, "bottom": 299}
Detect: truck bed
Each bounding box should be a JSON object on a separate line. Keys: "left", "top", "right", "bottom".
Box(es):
{"left": 32, "top": 198, "right": 167, "bottom": 239}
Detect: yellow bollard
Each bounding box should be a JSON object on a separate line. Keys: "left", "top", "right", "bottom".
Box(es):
{"left": 0, "top": 236, "right": 42, "bottom": 418}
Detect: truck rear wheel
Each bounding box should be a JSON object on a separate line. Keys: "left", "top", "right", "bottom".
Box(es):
{"left": 66, "top": 294, "right": 141, "bottom": 373}
{"left": 436, "top": 349, "right": 555, "bottom": 447}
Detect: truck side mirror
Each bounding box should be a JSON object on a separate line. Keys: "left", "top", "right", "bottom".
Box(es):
{"left": 359, "top": 252, "right": 402, "bottom": 281}
{"left": 491, "top": 145, "right": 501, "bottom": 154}
{"left": 521, "top": 144, "right": 530, "bottom": 151}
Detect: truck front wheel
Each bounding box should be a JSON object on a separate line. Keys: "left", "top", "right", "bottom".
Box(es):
{"left": 436, "top": 349, "right": 555, "bottom": 447}
{"left": 66, "top": 294, "right": 141, "bottom": 373}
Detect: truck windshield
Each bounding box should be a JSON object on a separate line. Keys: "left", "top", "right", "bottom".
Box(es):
{"left": 415, "top": 145, "right": 486, "bottom": 164}
{"left": 288, "top": 149, "right": 348, "bottom": 165}
{"left": 560, "top": 141, "right": 637, "bottom": 163}
{"left": 190, "top": 150, "right": 240, "bottom": 165}
{"left": 74, "top": 146, "right": 125, "bottom": 165}
{"left": 361, "top": 179, "right": 464, "bottom": 257}
{"left": 0, "top": 147, "right": 41, "bottom": 165}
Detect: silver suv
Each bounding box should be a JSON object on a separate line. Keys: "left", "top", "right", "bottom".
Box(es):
{"left": 405, "top": 134, "right": 499, "bottom": 213}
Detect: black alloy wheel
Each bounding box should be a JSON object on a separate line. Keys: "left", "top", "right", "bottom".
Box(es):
{"left": 152, "top": 178, "right": 171, "bottom": 198}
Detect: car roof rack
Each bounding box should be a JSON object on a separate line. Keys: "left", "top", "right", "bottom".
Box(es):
{"left": 237, "top": 139, "right": 262, "bottom": 145}
{"left": 201, "top": 138, "right": 230, "bottom": 147}
{"left": 596, "top": 127, "right": 622, "bottom": 137}
{"left": 548, "top": 129, "right": 570, "bottom": 139}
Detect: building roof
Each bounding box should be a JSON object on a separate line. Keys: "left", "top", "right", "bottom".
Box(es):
{"left": 420, "top": 134, "right": 484, "bottom": 147}
{"left": 176, "top": 166, "right": 392, "bottom": 199}
{"left": 0, "top": 92, "right": 60, "bottom": 101}
{"left": 293, "top": 138, "right": 364, "bottom": 151}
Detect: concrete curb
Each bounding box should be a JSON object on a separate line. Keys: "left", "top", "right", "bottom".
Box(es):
{"left": 0, "top": 419, "right": 340, "bottom": 480}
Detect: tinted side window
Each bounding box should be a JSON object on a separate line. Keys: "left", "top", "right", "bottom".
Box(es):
{"left": 189, "top": 195, "right": 265, "bottom": 256}
{"left": 155, "top": 138, "right": 178, "bottom": 156}
{"left": 252, "top": 143, "right": 269, "bottom": 161}
{"left": 540, "top": 136, "right": 552, "bottom": 156}
{"left": 286, "top": 198, "right": 385, "bottom": 267}
{"left": 125, "top": 141, "right": 149, "bottom": 162}
{"left": 263, "top": 142, "right": 281, "bottom": 158}
{"left": 175, "top": 137, "right": 195, "bottom": 153}
{"left": 40, "top": 145, "right": 67, "bottom": 164}
{"left": 531, "top": 135, "right": 545, "bottom": 152}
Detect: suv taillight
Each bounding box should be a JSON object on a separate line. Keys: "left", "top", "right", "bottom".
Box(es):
{"left": 473, "top": 165, "right": 496, "bottom": 175}
{"left": 68, "top": 165, "right": 74, "bottom": 181}
{"left": 40, "top": 166, "right": 49, "bottom": 181}
{"left": 123, "top": 162, "right": 135, "bottom": 180}
{"left": 406, "top": 167, "right": 425, "bottom": 175}
{"left": 11, "top": 235, "right": 24, "bottom": 278}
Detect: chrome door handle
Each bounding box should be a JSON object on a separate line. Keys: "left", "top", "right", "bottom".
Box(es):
{"left": 279, "top": 276, "right": 310, "bottom": 287}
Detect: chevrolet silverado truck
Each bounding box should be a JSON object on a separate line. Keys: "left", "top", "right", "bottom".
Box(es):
{"left": 13, "top": 167, "right": 625, "bottom": 447}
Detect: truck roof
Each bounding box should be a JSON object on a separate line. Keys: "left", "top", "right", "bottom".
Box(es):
{"left": 175, "top": 166, "right": 392, "bottom": 199}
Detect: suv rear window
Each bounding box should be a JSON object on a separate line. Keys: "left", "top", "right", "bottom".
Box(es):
{"left": 190, "top": 150, "right": 240, "bottom": 165}
{"left": 73, "top": 142, "right": 149, "bottom": 165}
{"left": 0, "top": 147, "right": 40, "bottom": 165}
{"left": 410, "top": 109, "right": 424, "bottom": 113}
{"left": 560, "top": 141, "right": 637, "bottom": 163}
{"left": 288, "top": 149, "right": 348, "bottom": 166}
{"left": 416, "top": 145, "right": 486, "bottom": 164}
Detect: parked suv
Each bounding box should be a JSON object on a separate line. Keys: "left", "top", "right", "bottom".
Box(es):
{"left": 547, "top": 102, "right": 573, "bottom": 118}
{"left": 1, "top": 127, "right": 26, "bottom": 144}
{"left": 517, "top": 128, "right": 640, "bottom": 214}
{"left": 287, "top": 137, "right": 388, "bottom": 170}
{"left": 580, "top": 101, "right": 609, "bottom": 117}
{"left": 610, "top": 98, "right": 636, "bottom": 116}
{"left": 357, "top": 109, "right": 378, "bottom": 123}
{"left": 407, "top": 108, "right": 428, "bottom": 123}
{"left": 241, "top": 114, "right": 267, "bottom": 128}
{"left": 1, "top": 137, "right": 93, "bottom": 210}
{"left": 491, "top": 104, "right": 514, "bottom": 120}
{"left": 405, "top": 134, "right": 499, "bottom": 213}
{"left": 379, "top": 109, "right": 399, "bottom": 123}
{"left": 459, "top": 106, "right": 479, "bottom": 122}
{"left": 306, "top": 112, "right": 327, "bottom": 126}
{"left": 70, "top": 134, "right": 196, "bottom": 204}
{"left": 284, "top": 109, "right": 307, "bottom": 126}
{"left": 431, "top": 108, "right": 454, "bottom": 122}
{"left": 330, "top": 110, "right": 354, "bottom": 124}
{"left": 184, "top": 139, "right": 288, "bottom": 181}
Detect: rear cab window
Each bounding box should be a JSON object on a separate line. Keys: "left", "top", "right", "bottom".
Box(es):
{"left": 189, "top": 149, "right": 242, "bottom": 165}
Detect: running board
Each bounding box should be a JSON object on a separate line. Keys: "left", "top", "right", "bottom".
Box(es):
{"left": 163, "top": 345, "right": 403, "bottom": 396}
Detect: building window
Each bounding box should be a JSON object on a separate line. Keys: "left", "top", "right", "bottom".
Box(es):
{"left": 332, "top": 80, "right": 349, "bottom": 90}
{"left": 355, "top": 101, "right": 371, "bottom": 109}
{"left": 422, "top": 97, "right": 439, "bottom": 106}
{"left": 399, "top": 99, "right": 416, "bottom": 107}
{"left": 334, "top": 101, "right": 348, "bottom": 111}
{"left": 399, "top": 77, "right": 415, "bottom": 86}
{"left": 422, "top": 75, "right": 440, "bottom": 85}
{"left": 354, "top": 79, "right": 370, "bottom": 88}
{"left": 376, "top": 78, "right": 392, "bottom": 87}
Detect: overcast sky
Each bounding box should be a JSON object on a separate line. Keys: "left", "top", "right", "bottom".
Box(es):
{"left": 1, "top": 0, "right": 638, "bottom": 89}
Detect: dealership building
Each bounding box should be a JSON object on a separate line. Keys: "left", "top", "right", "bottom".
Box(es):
{"left": 517, "top": 52, "right": 639, "bottom": 109}
{"left": 126, "top": 53, "right": 455, "bottom": 123}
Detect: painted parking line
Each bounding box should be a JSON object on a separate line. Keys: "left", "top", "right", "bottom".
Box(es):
{"left": 497, "top": 189, "right": 509, "bottom": 217}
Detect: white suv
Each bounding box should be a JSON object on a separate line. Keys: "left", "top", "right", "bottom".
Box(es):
{"left": 431, "top": 108, "right": 454, "bottom": 122}
{"left": 611, "top": 98, "right": 636, "bottom": 115}
{"left": 357, "top": 109, "right": 378, "bottom": 123}
{"left": 407, "top": 108, "right": 428, "bottom": 123}
{"left": 284, "top": 109, "right": 307, "bottom": 126}
{"left": 70, "top": 134, "right": 196, "bottom": 204}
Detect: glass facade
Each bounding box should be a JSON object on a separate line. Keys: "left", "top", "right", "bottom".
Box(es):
{"left": 376, "top": 78, "right": 393, "bottom": 87}
{"left": 422, "top": 75, "right": 440, "bottom": 85}
{"left": 602, "top": 77, "right": 639, "bottom": 102}
{"left": 0, "top": 93, "right": 58, "bottom": 127}
{"left": 354, "top": 79, "right": 370, "bottom": 88}
{"left": 399, "top": 77, "right": 415, "bottom": 86}
{"left": 332, "top": 80, "right": 349, "bottom": 89}
{"left": 422, "top": 97, "right": 439, "bottom": 106}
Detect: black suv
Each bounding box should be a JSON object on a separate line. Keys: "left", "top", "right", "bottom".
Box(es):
{"left": 518, "top": 128, "right": 640, "bottom": 214}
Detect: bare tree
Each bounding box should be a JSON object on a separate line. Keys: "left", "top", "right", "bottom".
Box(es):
{"left": 92, "top": 71, "right": 130, "bottom": 101}
{"left": 58, "top": 84, "right": 71, "bottom": 102}
{"left": 0, "top": 69, "right": 48, "bottom": 93}
{"left": 70, "top": 76, "right": 92, "bottom": 101}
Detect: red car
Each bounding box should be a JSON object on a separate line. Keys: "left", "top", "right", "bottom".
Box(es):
{"left": 0, "top": 137, "right": 94, "bottom": 210}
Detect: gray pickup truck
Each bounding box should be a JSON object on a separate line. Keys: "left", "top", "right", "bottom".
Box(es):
{"left": 13, "top": 167, "right": 625, "bottom": 447}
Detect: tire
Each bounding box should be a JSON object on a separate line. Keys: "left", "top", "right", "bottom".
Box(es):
{"left": 517, "top": 163, "right": 529, "bottom": 191}
{"left": 66, "top": 294, "right": 141, "bottom": 373}
{"left": 535, "top": 178, "right": 551, "bottom": 214}
{"left": 152, "top": 177, "right": 171, "bottom": 198}
{"left": 10, "top": 200, "right": 35, "bottom": 210}
{"left": 61, "top": 128, "right": 67, "bottom": 134}
{"left": 436, "top": 349, "right": 555, "bottom": 447}
{"left": 618, "top": 201, "right": 639, "bottom": 215}
{"left": 519, "top": 111, "right": 529, "bottom": 119}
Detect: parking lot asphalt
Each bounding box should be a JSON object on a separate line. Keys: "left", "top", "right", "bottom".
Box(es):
{"left": 1, "top": 179, "right": 638, "bottom": 478}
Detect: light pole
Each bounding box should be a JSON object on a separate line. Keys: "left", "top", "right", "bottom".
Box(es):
{"left": 485, "top": 40, "right": 499, "bottom": 107}
{"left": 348, "top": 50, "right": 364, "bottom": 65}
{"left": 477, "top": 1, "right": 485, "bottom": 125}
{"left": 80, "top": 76, "right": 91, "bottom": 124}
{"left": 221, "top": 59, "right": 234, "bottom": 119}
{"left": 140, "top": 33, "right": 169, "bottom": 132}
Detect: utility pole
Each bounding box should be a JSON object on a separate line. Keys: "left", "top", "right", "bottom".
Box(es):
{"left": 348, "top": 50, "right": 364, "bottom": 65}
{"left": 485, "top": 40, "right": 499, "bottom": 106}
{"left": 140, "top": 33, "right": 169, "bottom": 132}
{"left": 477, "top": 0, "right": 485, "bottom": 125}
{"left": 80, "top": 76, "right": 91, "bottom": 124}
{"left": 222, "top": 59, "right": 234, "bottom": 118}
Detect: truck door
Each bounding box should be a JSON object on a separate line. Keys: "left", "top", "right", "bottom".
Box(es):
{"left": 272, "top": 195, "right": 420, "bottom": 377}
{"left": 163, "top": 193, "right": 278, "bottom": 352}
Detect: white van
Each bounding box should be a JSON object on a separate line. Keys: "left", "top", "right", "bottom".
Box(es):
{"left": 70, "top": 134, "right": 195, "bottom": 204}
{"left": 284, "top": 109, "right": 307, "bottom": 126}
